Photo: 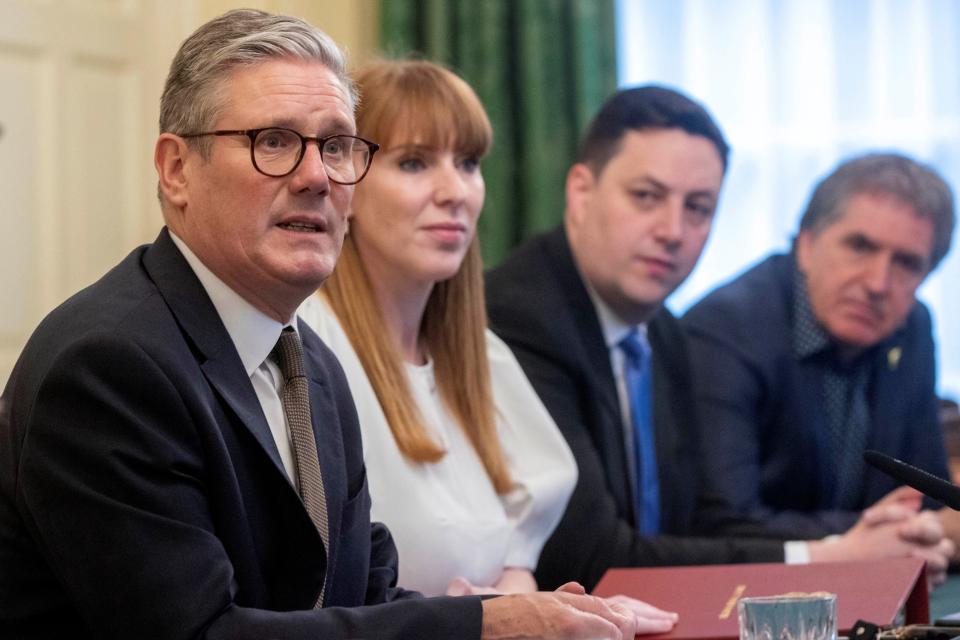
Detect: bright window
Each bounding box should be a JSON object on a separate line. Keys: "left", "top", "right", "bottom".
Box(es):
{"left": 618, "top": 0, "right": 960, "bottom": 399}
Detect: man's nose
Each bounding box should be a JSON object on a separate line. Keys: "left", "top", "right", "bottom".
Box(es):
{"left": 289, "top": 142, "right": 332, "bottom": 194}
{"left": 654, "top": 199, "right": 684, "bottom": 245}
{"left": 863, "top": 254, "right": 894, "bottom": 296}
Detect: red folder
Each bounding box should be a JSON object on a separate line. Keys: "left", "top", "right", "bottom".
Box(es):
{"left": 592, "top": 558, "right": 928, "bottom": 640}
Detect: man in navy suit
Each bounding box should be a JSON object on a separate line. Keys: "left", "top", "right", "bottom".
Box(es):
{"left": 0, "top": 9, "right": 640, "bottom": 640}
{"left": 487, "top": 88, "right": 954, "bottom": 592}
{"left": 682, "top": 153, "right": 958, "bottom": 543}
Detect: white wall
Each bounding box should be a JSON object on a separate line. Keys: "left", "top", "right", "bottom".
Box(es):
{"left": 0, "top": 0, "right": 378, "bottom": 388}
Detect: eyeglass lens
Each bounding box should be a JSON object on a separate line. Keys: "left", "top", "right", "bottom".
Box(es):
{"left": 253, "top": 129, "right": 371, "bottom": 182}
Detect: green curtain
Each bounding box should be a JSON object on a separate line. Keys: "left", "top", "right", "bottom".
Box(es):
{"left": 380, "top": 0, "right": 618, "bottom": 266}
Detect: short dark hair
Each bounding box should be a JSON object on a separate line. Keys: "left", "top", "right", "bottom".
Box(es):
{"left": 799, "top": 152, "right": 955, "bottom": 272}
{"left": 577, "top": 85, "right": 729, "bottom": 176}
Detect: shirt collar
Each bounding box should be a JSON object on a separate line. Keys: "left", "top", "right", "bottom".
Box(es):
{"left": 170, "top": 232, "right": 291, "bottom": 376}
{"left": 586, "top": 281, "right": 649, "bottom": 350}
{"left": 792, "top": 265, "right": 832, "bottom": 360}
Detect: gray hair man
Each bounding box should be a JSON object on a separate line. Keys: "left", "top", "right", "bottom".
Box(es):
{"left": 0, "top": 9, "right": 641, "bottom": 640}
{"left": 488, "top": 89, "right": 954, "bottom": 594}
{"left": 683, "top": 152, "right": 957, "bottom": 550}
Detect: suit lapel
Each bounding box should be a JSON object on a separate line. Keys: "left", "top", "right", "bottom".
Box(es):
{"left": 142, "top": 228, "right": 288, "bottom": 479}
{"left": 648, "top": 309, "right": 708, "bottom": 533}
{"left": 546, "top": 230, "right": 633, "bottom": 517}
{"left": 299, "top": 329, "right": 346, "bottom": 561}
{"left": 200, "top": 356, "right": 287, "bottom": 478}
{"left": 648, "top": 313, "right": 677, "bottom": 450}
{"left": 547, "top": 230, "right": 621, "bottom": 421}
{"left": 647, "top": 312, "right": 679, "bottom": 519}
{"left": 864, "top": 338, "right": 905, "bottom": 452}
{"left": 579, "top": 316, "right": 621, "bottom": 422}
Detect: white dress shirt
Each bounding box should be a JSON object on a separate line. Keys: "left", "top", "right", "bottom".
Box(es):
{"left": 298, "top": 294, "right": 578, "bottom": 596}
{"left": 586, "top": 285, "right": 648, "bottom": 507}
{"left": 169, "top": 232, "right": 298, "bottom": 485}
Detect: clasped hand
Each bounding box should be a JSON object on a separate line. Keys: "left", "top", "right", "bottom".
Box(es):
{"left": 809, "top": 486, "right": 955, "bottom": 587}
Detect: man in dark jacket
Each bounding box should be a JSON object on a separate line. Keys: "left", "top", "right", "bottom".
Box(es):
{"left": 487, "top": 88, "right": 953, "bottom": 591}
{"left": 0, "top": 10, "right": 641, "bottom": 640}
{"left": 682, "top": 153, "right": 957, "bottom": 543}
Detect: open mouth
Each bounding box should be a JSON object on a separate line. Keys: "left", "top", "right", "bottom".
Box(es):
{"left": 278, "top": 221, "right": 324, "bottom": 233}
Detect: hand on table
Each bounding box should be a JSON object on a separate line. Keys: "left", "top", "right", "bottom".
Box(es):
{"left": 603, "top": 593, "right": 679, "bottom": 634}
{"left": 481, "top": 582, "right": 641, "bottom": 639}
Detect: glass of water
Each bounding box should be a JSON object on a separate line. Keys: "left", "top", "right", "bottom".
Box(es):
{"left": 738, "top": 593, "right": 837, "bottom": 640}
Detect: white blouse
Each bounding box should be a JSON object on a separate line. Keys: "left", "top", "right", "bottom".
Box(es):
{"left": 298, "top": 294, "right": 577, "bottom": 596}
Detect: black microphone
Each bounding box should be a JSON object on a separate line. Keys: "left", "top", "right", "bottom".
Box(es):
{"left": 863, "top": 450, "right": 960, "bottom": 511}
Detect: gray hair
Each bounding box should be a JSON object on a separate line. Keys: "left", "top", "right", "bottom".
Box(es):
{"left": 799, "top": 152, "right": 956, "bottom": 272}
{"left": 159, "top": 9, "right": 356, "bottom": 158}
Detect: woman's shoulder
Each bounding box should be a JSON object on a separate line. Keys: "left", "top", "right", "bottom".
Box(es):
{"left": 298, "top": 293, "right": 347, "bottom": 343}
{"left": 484, "top": 329, "right": 562, "bottom": 438}
{"left": 483, "top": 327, "right": 521, "bottom": 367}
{"left": 297, "top": 294, "right": 368, "bottom": 383}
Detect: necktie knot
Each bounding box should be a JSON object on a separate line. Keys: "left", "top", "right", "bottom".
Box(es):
{"left": 272, "top": 327, "right": 306, "bottom": 381}
{"left": 619, "top": 329, "right": 651, "bottom": 366}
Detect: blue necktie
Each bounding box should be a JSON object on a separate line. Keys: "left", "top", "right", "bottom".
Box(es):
{"left": 620, "top": 329, "right": 660, "bottom": 535}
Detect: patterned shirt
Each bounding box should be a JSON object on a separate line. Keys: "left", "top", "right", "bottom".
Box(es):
{"left": 791, "top": 267, "right": 873, "bottom": 508}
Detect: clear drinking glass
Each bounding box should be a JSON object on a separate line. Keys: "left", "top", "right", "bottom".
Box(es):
{"left": 738, "top": 593, "right": 838, "bottom": 640}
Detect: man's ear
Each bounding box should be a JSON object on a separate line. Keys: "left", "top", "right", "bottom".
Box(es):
{"left": 155, "top": 133, "right": 191, "bottom": 209}
{"left": 565, "top": 163, "right": 596, "bottom": 228}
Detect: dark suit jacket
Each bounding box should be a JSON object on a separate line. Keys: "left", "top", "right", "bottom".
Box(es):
{"left": 486, "top": 227, "right": 783, "bottom": 591}
{"left": 0, "top": 229, "right": 481, "bottom": 639}
{"left": 682, "top": 253, "right": 950, "bottom": 540}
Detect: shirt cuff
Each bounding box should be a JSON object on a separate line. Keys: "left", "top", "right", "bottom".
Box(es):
{"left": 783, "top": 540, "right": 811, "bottom": 564}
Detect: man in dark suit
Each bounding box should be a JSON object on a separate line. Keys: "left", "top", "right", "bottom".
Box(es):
{"left": 0, "top": 10, "right": 640, "bottom": 640}
{"left": 682, "top": 153, "right": 957, "bottom": 542}
{"left": 486, "top": 87, "right": 953, "bottom": 591}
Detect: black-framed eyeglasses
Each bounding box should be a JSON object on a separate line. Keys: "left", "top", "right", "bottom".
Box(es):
{"left": 179, "top": 127, "right": 379, "bottom": 184}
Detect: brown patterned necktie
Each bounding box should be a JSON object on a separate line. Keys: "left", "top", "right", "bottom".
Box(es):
{"left": 272, "top": 327, "right": 329, "bottom": 608}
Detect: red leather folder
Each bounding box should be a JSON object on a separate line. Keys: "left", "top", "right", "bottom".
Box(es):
{"left": 592, "top": 558, "right": 928, "bottom": 640}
